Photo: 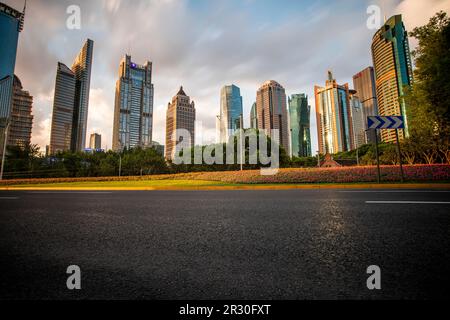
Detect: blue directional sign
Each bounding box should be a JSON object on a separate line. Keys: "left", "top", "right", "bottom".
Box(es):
{"left": 368, "top": 116, "right": 404, "bottom": 129}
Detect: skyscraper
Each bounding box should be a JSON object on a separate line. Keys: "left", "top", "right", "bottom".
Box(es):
{"left": 89, "top": 133, "right": 101, "bottom": 150}
{"left": 0, "top": 1, "right": 25, "bottom": 156}
{"left": 165, "top": 86, "right": 196, "bottom": 160}
{"left": 256, "top": 80, "right": 289, "bottom": 154}
{"left": 49, "top": 39, "right": 94, "bottom": 154}
{"left": 250, "top": 102, "right": 257, "bottom": 129}
{"left": 371, "top": 15, "right": 413, "bottom": 143}
{"left": 49, "top": 63, "right": 76, "bottom": 155}
{"left": 7, "top": 75, "right": 33, "bottom": 148}
{"left": 353, "top": 66, "right": 378, "bottom": 143}
{"left": 113, "top": 55, "right": 154, "bottom": 151}
{"left": 315, "top": 71, "right": 354, "bottom": 154}
{"left": 288, "top": 94, "right": 311, "bottom": 157}
{"left": 218, "top": 85, "right": 243, "bottom": 143}
{"left": 349, "top": 90, "right": 366, "bottom": 149}
{"left": 71, "top": 39, "right": 94, "bottom": 152}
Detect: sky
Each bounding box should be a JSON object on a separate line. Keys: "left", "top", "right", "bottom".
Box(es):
{"left": 4, "top": 0, "right": 450, "bottom": 153}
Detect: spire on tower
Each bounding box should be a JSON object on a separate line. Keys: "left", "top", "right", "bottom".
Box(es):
{"left": 19, "top": 0, "right": 26, "bottom": 32}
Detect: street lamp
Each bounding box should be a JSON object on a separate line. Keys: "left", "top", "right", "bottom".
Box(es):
{"left": 0, "top": 121, "right": 11, "bottom": 181}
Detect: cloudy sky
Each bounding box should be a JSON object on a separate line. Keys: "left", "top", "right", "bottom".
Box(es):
{"left": 5, "top": 0, "right": 450, "bottom": 152}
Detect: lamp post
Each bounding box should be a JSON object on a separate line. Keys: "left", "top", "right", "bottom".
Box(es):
{"left": 0, "top": 121, "right": 11, "bottom": 181}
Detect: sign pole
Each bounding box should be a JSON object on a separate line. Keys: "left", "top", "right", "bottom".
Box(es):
{"left": 374, "top": 129, "right": 381, "bottom": 184}
{"left": 395, "top": 129, "right": 404, "bottom": 183}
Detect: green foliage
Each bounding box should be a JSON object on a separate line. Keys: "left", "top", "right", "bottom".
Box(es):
{"left": 405, "top": 11, "right": 450, "bottom": 164}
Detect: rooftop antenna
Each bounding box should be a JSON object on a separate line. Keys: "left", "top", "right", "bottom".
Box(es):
{"left": 19, "top": 0, "right": 26, "bottom": 31}
{"left": 381, "top": 0, "right": 387, "bottom": 23}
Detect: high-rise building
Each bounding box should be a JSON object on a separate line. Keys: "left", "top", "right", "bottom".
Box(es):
{"left": 71, "top": 39, "right": 94, "bottom": 152}
{"left": 49, "top": 63, "right": 76, "bottom": 155}
{"left": 315, "top": 71, "right": 354, "bottom": 154}
{"left": 113, "top": 55, "right": 154, "bottom": 151}
{"left": 7, "top": 75, "right": 33, "bottom": 148}
{"left": 49, "top": 39, "right": 94, "bottom": 154}
{"left": 353, "top": 66, "right": 378, "bottom": 143}
{"left": 371, "top": 15, "right": 413, "bottom": 143}
{"left": 256, "top": 80, "right": 289, "bottom": 154}
{"left": 89, "top": 133, "right": 101, "bottom": 150}
{"left": 0, "top": 1, "right": 25, "bottom": 156}
{"left": 165, "top": 86, "right": 196, "bottom": 160}
{"left": 349, "top": 90, "right": 366, "bottom": 149}
{"left": 288, "top": 94, "right": 311, "bottom": 157}
{"left": 250, "top": 102, "right": 257, "bottom": 129}
{"left": 218, "top": 85, "right": 243, "bottom": 143}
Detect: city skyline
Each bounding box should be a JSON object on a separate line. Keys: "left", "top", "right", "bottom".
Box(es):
{"left": 3, "top": 0, "right": 450, "bottom": 153}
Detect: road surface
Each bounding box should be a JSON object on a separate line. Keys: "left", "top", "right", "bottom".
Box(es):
{"left": 1, "top": 189, "right": 450, "bottom": 299}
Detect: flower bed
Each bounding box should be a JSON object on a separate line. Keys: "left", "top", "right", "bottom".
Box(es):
{"left": 1, "top": 165, "right": 449, "bottom": 186}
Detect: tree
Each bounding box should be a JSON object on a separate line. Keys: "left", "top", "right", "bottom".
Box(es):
{"left": 405, "top": 11, "right": 450, "bottom": 164}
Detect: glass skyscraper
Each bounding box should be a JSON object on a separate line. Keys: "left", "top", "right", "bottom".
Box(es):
{"left": 256, "top": 80, "right": 290, "bottom": 154}
{"left": 113, "top": 55, "right": 154, "bottom": 151}
{"left": 7, "top": 75, "right": 33, "bottom": 149}
{"left": 71, "top": 39, "right": 94, "bottom": 152}
{"left": 49, "top": 63, "right": 76, "bottom": 154}
{"left": 371, "top": 15, "right": 413, "bottom": 143}
{"left": 0, "top": 2, "right": 25, "bottom": 156}
{"left": 49, "top": 39, "right": 94, "bottom": 154}
{"left": 315, "top": 71, "right": 354, "bottom": 154}
{"left": 349, "top": 90, "right": 366, "bottom": 149}
{"left": 218, "top": 85, "right": 243, "bottom": 143}
{"left": 165, "top": 87, "right": 196, "bottom": 160}
{"left": 250, "top": 102, "right": 257, "bottom": 129}
{"left": 353, "top": 66, "right": 378, "bottom": 144}
{"left": 288, "top": 94, "right": 311, "bottom": 157}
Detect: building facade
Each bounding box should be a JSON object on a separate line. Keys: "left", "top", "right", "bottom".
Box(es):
{"left": 218, "top": 85, "right": 243, "bottom": 143}
{"left": 256, "top": 80, "right": 289, "bottom": 154}
{"left": 165, "top": 87, "right": 196, "bottom": 160}
{"left": 0, "top": 2, "right": 25, "bottom": 156}
{"left": 7, "top": 75, "right": 33, "bottom": 148}
{"left": 49, "top": 63, "right": 76, "bottom": 154}
{"left": 349, "top": 90, "right": 366, "bottom": 149}
{"left": 315, "top": 71, "right": 354, "bottom": 154}
{"left": 113, "top": 55, "right": 154, "bottom": 151}
{"left": 49, "top": 39, "right": 94, "bottom": 155}
{"left": 352, "top": 66, "right": 378, "bottom": 143}
{"left": 288, "top": 94, "right": 311, "bottom": 157}
{"left": 250, "top": 102, "right": 257, "bottom": 129}
{"left": 71, "top": 39, "right": 94, "bottom": 152}
{"left": 371, "top": 15, "right": 413, "bottom": 143}
{"left": 89, "top": 133, "right": 101, "bottom": 150}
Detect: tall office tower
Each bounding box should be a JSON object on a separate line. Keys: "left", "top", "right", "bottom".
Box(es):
{"left": 71, "top": 39, "right": 94, "bottom": 152}
{"left": 89, "top": 133, "right": 101, "bottom": 150}
{"left": 49, "top": 39, "right": 94, "bottom": 154}
{"left": 353, "top": 67, "right": 378, "bottom": 143}
{"left": 371, "top": 15, "right": 413, "bottom": 143}
{"left": 349, "top": 90, "right": 366, "bottom": 149}
{"left": 288, "top": 94, "right": 311, "bottom": 157}
{"left": 0, "top": 1, "right": 25, "bottom": 156}
{"left": 113, "top": 55, "right": 154, "bottom": 151}
{"left": 7, "top": 75, "right": 33, "bottom": 148}
{"left": 250, "top": 102, "right": 257, "bottom": 129}
{"left": 165, "top": 86, "right": 196, "bottom": 160}
{"left": 256, "top": 80, "right": 289, "bottom": 154}
{"left": 315, "top": 71, "right": 354, "bottom": 154}
{"left": 49, "top": 63, "right": 76, "bottom": 154}
{"left": 218, "top": 85, "right": 243, "bottom": 143}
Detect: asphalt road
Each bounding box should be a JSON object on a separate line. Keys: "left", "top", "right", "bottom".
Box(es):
{"left": 1, "top": 189, "right": 450, "bottom": 300}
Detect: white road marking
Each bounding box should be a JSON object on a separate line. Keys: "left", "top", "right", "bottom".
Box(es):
{"left": 366, "top": 201, "right": 450, "bottom": 205}
{"left": 0, "top": 197, "right": 19, "bottom": 200}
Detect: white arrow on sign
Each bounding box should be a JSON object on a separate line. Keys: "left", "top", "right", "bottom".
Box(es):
{"left": 381, "top": 117, "right": 392, "bottom": 129}
{"left": 391, "top": 117, "right": 403, "bottom": 129}
{"left": 368, "top": 117, "right": 381, "bottom": 129}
